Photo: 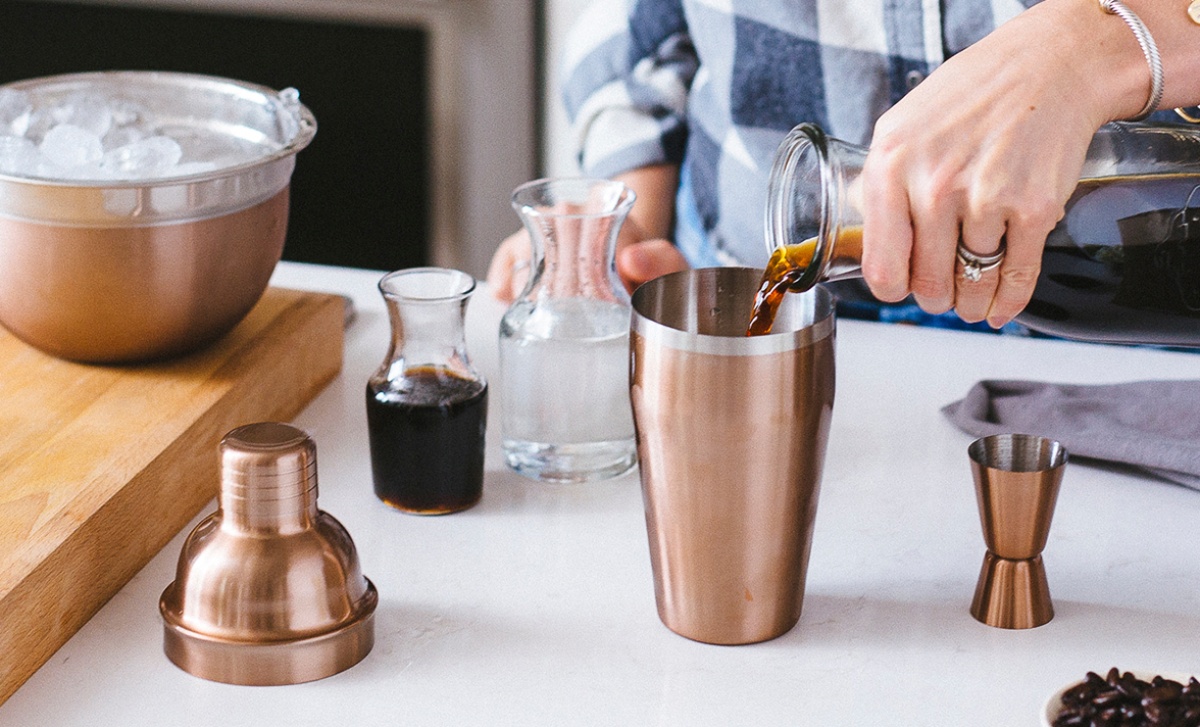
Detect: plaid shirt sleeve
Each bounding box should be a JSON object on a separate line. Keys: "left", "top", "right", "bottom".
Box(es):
{"left": 560, "top": 0, "right": 698, "bottom": 179}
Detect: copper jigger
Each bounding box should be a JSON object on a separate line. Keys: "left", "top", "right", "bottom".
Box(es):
{"left": 159, "top": 422, "right": 377, "bottom": 685}
{"left": 968, "top": 433, "right": 1067, "bottom": 629}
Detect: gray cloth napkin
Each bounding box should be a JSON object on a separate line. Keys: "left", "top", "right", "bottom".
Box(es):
{"left": 942, "top": 379, "right": 1200, "bottom": 490}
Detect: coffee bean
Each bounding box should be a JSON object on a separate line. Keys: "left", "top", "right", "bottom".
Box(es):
{"left": 1053, "top": 669, "right": 1200, "bottom": 727}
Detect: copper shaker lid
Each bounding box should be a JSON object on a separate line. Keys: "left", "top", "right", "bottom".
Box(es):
{"left": 159, "top": 422, "right": 377, "bottom": 685}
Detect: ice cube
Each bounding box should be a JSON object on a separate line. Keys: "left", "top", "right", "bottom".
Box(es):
{"left": 22, "top": 107, "right": 60, "bottom": 142}
{"left": 102, "top": 125, "right": 145, "bottom": 151}
{"left": 0, "top": 135, "right": 39, "bottom": 175}
{"left": 57, "top": 93, "right": 113, "bottom": 138}
{"left": 275, "top": 87, "right": 302, "bottom": 139}
{"left": 100, "top": 135, "right": 183, "bottom": 178}
{"left": 0, "top": 89, "right": 32, "bottom": 136}
{"left": 40, "top": 123, "right": 104, "bottom": 169}
{"left": 107, "top": 99, "right": 144, "bottom": 128}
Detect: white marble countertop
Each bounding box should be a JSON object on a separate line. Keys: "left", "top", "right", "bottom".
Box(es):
{"left": 3, "top": 261, "right": 1198, "bottom": 726}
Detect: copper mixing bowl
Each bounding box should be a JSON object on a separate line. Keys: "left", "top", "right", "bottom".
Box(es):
{"left": 0, "top": 71, "right": 316, "bottom": 363}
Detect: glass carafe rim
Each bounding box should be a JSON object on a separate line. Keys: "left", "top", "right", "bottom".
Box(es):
{"left": 511, "top": 176, "right": 636, "bottom": 220}
{"left": 378, "top": 266, "right": 476, "bottom": 304}
{"left": 765, "top": 123, "right": 841, "bottom": 294}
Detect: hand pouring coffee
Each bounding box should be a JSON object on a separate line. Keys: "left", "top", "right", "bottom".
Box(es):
{"left": 759, "top": 121, "right": 1200, "bottom": 347}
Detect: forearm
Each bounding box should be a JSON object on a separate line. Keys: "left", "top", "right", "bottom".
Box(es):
{"left": 613, "top": 164, "right": 679, "bottom": 242}
{"left": 1121, "top": 0, "right": 1200, "bottom": 110}
{"left": 1029, "top": 0, "right": 1200, "bottom": 123}
{"left": 611, "top": 164, "right": 688, "bottom": 287}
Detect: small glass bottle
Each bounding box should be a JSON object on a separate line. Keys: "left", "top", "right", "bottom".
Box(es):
{"left": 366, "top": 267, "right": 487, "bottom": 514}
{"left": 764, "top": 122, "right": 1200, "bottom": 347}
{"left": 499, "top": 177, "right": 638, "bottom": 482}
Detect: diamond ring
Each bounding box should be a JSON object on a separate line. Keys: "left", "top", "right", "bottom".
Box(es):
{"left": 956, "top": 242, "right": 1005, "bottom": 282}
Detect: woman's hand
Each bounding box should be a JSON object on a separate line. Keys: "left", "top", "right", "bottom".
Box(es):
{"left": 485, "top": 222, "right": 688, "bottom": 303}
{"left": 486, "top": 229, "right": 534, "bottom": 303}
{"left": 858, "top": 0, "right": 1150, "bottom": 328}
{"left": 485, "top": 164, "right": 689, "bottom": 302}
{"left": 616, "top": 237, "right": 689, "bottom": 291}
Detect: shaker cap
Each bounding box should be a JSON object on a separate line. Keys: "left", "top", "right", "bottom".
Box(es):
{"left": 159, "top": 422, "right": 377, "bottom": 685}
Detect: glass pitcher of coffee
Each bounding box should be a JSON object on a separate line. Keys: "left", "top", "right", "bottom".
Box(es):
{"left": 763, "top": 122, "right": 1200, "bottom": 347}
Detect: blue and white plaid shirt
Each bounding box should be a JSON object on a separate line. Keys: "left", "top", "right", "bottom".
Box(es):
{"left": 561, "top": 0, "right": 1038, "bottom": 268}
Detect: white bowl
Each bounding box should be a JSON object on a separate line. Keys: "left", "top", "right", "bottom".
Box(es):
{"left": 1041, "top": 669, "right": 1197, "bottom": 726}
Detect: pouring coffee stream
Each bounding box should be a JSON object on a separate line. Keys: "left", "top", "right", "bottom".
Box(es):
{"left": 747, "top": 228, "right": 862, "bottom": 336}
{"left": 750, "top": 123, "right": 1200, "bottom": 346}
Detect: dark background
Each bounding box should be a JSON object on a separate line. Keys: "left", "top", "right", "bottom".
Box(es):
{"left": 0, "top": 0, "right": 431, "bottom": 271}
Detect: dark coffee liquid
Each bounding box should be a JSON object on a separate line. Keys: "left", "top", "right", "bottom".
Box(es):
{"left": 366, "top": 366, "right": 488, "bottom": 515}
{"left": 747, "top": 237, "right": 816, "bottom": 336}
{"left": 1020, "top": 175, "right": 1200, "bottom": 347}
{"left": 748, "top": 227, "right": 863, "bottom": 336}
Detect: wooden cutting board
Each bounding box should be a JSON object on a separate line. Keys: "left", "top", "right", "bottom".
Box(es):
{"left": 0, "top": 286, "right": 345, "bottom": 705}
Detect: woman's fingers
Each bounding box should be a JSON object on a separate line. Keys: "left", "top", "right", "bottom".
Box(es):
{"left": 859, "top": 142, "right": 914, "bottom": 304}
{"left": 485, "top": 230, "right": 532, "bottom": 303}
{"left": 907, "top": 203, "right": 963, "bottom": 315}
{"left": 953, "top": 213, "right": 1008, "bottom": 323}
{"left": 486, "top": 229, "right": 689, "bottom": 303}
{"left": 986, "top": 207, "right": 1059, "bottom": 327}
{"left": 616, "top": 238, "right": 689, "bottom": 291}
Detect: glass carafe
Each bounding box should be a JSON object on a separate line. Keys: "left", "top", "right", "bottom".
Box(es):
{"left": 498, "top": 177, "right": 638, "bottom": 483}
{"left": 366, "top": 267, "right": 487, "bottom": 514}
{"left": 765, "top": 122, "right": 1200, "bottom": 347}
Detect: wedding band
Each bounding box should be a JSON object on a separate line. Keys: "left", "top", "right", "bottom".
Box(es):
{"left": 956, "top": 242, "right": 1005, "bottom": 282}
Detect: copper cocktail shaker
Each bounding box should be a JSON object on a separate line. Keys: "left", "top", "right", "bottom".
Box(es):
{"left": 630, "top": 268, "right": 836, "bottom": 645}
{"left": 159, "top": 422, "right": 377, "bottom": 685}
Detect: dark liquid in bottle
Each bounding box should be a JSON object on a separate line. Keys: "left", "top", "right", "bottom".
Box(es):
{"left": 1022, "top": 174, "right": 1200, "bottom": 347}
{"left": 366, "top": 366, "right": 488, "bottom": 515}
